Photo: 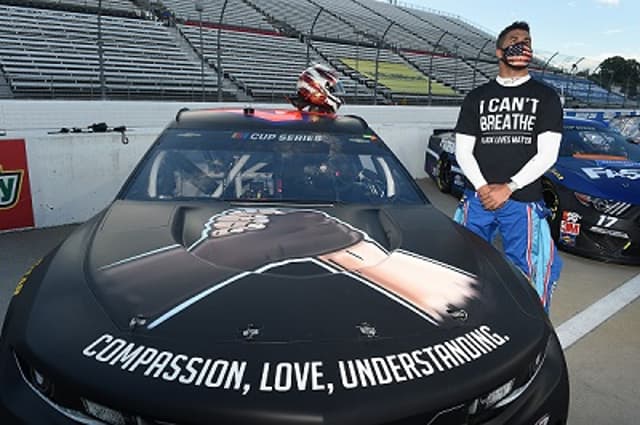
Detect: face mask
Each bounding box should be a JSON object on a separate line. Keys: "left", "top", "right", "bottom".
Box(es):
{"left": 501, "top": 41, "right": 532, "bottom": 69}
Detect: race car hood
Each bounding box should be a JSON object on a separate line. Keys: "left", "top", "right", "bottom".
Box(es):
{"left": 551, "top": 156, "right": 640, "bottom": 202}
{"left": 79, "top": 202, "right": 545, "bottom": 334}
{"left": 9, "top": 201, "right": 550, "bottom": 424}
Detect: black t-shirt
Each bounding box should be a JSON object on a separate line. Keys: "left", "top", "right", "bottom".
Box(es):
{"left": 455, "top": 78, "right": 563, "bottom": 202}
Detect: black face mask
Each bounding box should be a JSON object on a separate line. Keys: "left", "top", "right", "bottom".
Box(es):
{"left": 500, "top": 41, "right": 532, "bottom": 70}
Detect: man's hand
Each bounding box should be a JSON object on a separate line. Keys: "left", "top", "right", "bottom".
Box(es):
{"left": 477, "top": 184, "right": 492, "bottom": 199}
{"left": 479, "top": 183, "right": 512, "bottom": 210}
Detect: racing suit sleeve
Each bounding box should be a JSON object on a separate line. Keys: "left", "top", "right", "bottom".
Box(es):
{"left": 455, "top": 133, "right": 488, "bottom": 190}
{"left": 509, "top": 131, "right": 562, "bottom": 189}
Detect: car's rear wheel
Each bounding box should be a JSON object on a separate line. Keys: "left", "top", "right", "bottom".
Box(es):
{"left": 542, "top": 179, "right": 561, "bottom": 240}
{"left": 436, "top": 155, "right": 453, "bottom": 193}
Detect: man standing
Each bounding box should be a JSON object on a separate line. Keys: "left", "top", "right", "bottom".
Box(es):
{"left": 453, "top": 21, "right": 563, "bottom": 313}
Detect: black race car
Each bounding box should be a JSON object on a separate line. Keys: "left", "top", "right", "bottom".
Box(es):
{"left": 424, "top": 117, "right": 640, "bottom": 265}
{"left": 1, "top": 108, "right": 568, "bottom": 425}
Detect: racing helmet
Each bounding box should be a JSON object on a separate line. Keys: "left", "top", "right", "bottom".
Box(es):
{"left": 296, "top": 64, "right": 345, "bottom": 113}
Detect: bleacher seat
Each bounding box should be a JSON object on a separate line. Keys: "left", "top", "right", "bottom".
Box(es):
{"left": 0, "top": 0, "right": 620, "bottom": 105}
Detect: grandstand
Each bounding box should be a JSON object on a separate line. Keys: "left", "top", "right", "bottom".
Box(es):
{"left": 0, "top": 0, "right": 627, "bottom": 106}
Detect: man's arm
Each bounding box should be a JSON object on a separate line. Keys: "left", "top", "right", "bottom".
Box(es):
{"left": 319, "top": 240, "right": 478, "bottom": 323}
{"left": 455, "top": 133, "right": 488, "bottom": 190}
{"left": 510, "top": 131, "right": 562, "bottom": 189}
{"left": 481, "top": 131, "right": 561, "bottom": 210}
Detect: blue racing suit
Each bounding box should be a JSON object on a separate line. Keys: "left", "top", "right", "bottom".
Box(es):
{"left": 454, "top": 189, "right": 562, "bottom": 313}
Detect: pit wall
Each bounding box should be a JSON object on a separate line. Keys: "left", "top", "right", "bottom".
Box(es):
{"left": 0, "top": 100, "right": 636, "bottom": 230}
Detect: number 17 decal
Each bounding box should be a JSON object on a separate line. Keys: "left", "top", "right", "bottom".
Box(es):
{"left": 596, "top": 215, "right": 618, "bottom": 228}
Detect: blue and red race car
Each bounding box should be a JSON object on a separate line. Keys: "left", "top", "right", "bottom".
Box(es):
{"left": 425, "top": 117, "right": 640, "bottom": 264}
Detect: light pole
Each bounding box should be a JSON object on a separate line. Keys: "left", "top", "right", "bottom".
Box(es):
{"left": 452, "top": 43, "right": 459, "bottom": 91}
{"left": 428, "top": 30, "right": 448, "bottom": 106}
{"left": 541, "top": 51, "right": 559, "bottom": 76}
{"left": 586, "top": 63, "right": 602, "bottom": 106}
{"left": 97, "top": 0, "right": 106, "bottom": 99}
{"left": 195, "top": 1, "right": 204, "bottom": 102}
{"left": 217, "top": 0, "right": 229, "bottom": 102}
{"left": 355, "top": 32, "right": 360, "bottom": 101}
{"left": 373, "top": 22, "right": 394, "bottom": 105}
{"left": 472, "top": 38, "right": 492, "bottom": 89}
{"left": 623, "top": 74, "right": 631, "bottom": 107}
{"left": 306, "top": 8, "right": 323, "bottom": 67}
{"left": 569, "top": 56, "right": 584, "bottom": 100}
{"left": 604, "top": 70, "right": 614, "bottom": 105}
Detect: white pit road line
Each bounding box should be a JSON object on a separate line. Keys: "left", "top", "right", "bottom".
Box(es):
{"left": 557, "top": 272, "right": 640, "bottom": 350}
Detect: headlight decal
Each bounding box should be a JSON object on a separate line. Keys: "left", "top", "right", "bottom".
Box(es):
{"left": 479, "top": 337, "right": 548, "bottom": 414}
{"left": 13, "top": 351, "right": 105, "bottom": 425}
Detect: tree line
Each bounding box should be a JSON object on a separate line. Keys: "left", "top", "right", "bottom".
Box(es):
{"left": 579, "top": 56, "right": 640, "bottom": 99}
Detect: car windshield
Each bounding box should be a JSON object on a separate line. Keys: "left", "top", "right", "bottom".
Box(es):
{"left": 122, "top": 129, "right": 426, "bottom": 205}
{"left": 609, "top": 116, "right": 640, "bottom": 142}
{"left": 560, "top": 125, "right": 640, "bottom": 161}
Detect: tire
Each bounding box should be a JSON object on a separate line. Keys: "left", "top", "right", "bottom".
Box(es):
{"left": 542, "top": 179, "right": 561, "bottom": 241}
{"left": 436, "top": 155, "right": 453, "bottom": 193}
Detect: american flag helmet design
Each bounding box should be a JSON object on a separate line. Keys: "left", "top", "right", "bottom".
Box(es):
{"left": 502, "top": 41, "right": 532, "bottom": 68}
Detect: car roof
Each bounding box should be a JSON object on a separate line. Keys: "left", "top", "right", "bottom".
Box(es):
{"left": 563, "top": 116, "right": 608, "bottom": 129}
{"left": 168, "top": 107, "right": 370, "bottom": 133}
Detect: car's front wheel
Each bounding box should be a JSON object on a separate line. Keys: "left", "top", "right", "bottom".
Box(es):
{"left": 436, "top": 155, "right": 453, "bottom": 193}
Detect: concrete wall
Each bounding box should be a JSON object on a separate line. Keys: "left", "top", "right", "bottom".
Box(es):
{"left": 0, "top": 100, "right": 636, "bottom": 230}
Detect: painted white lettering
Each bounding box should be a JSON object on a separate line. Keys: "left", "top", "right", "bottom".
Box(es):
{"left": 274, "top": 363, "right": 293, "bottom": 392}
{"left": 386, "top": 354, "right": 407, "bottom": 383}
{"left": 371, "top": 357, "right": 393, "bottom": 385}
{"left": 259, "top": 362, "right": 273, "bottom": 391}
{"left": 354, "top": 359, "right": 377, "bottom": 387}
{"left": 95, "top": 338, "right": 127, "bottom": 362}
{"left": 179, "top": 357, "right": 203, "bottom": 385}
{"left": 144, "top": 351, "right": 173, "bottom": 378}
{"left": 111, "top": 343, "right": 146, "bottom": 369}
{"left": 162, "top": 354, "right": 188, "bottom": 381}
{"left": 194, "top": 359, "right": 212, "bottom": 386}
{"left": 396, "top": 352, "right": 422, "bottom": 380}
{"left": 468, "top": 328, "right": 497, "bottom": 351}
{"left": 433, "top": 344, "right": 459, "bottom": 369}
{"left": 338, "top": 361, "right": 358, "bottom": 389}
{"left": 82, "top": 334, "right": 112, "bottom": 357}
{"left": 310, "top": 362, "right": 325, "bottom": 391}
{"left": 204, "top": 360, "right": 229, "bottom": 388}
{"left": 455, "top": 336, "right": 482, "bottom": 359}
{"left": 225, "top": 361, "right": 247, "bottom": 390}
{"left": 411, "top": 350, "right": 435, "bottom": 376}
{"left": 444, "top": 340, "right": 471, "bottom": 364}
{"left": 127, "top": 347, "right": 158, "bottom": 372}
{"left": 423, "top": 347, "right": 445, "bottom": 372}
{"left": 481, "top": 325, "right": 507, "bottom": 346}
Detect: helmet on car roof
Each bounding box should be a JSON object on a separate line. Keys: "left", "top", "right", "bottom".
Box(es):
{"left": 296, "top": 64, "right": 345, "bottom": 113}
